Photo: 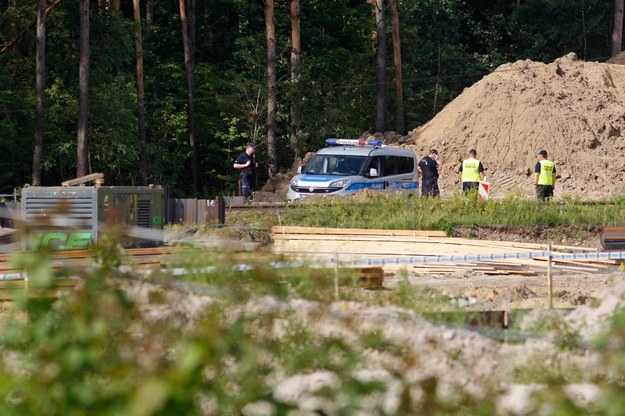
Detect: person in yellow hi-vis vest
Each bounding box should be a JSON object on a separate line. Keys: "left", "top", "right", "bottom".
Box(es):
{"left": 535, "top": 149, "right": 556, "bottom": 201}
{"left": 458, "top": 149, "right": 484, "bottom": 192}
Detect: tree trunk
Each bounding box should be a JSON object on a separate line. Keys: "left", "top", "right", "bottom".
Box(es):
{"left": 432, "top": 29, "right": 441, "bottom": 115}
{"left": 374, "top": 0, "right": 387, "bottom": 133}
{"left": 0, "top": 0, "right": 63, "bottom": 56}
{"left": 112, "top": 0, "right": 120, "bottom": 16}
{"left": 77, "top": 0, "right": 90, "bottom": 177}
{"left": 179, "top": 0, "right": 198, "bottom": 191}
{"left": 146, "top": 0, "right": 154, "bottom": 25}
{"left": 32, "top": 0, "right": 46, "bottom": 186}
{"left": 9, "top": 0, "right": 18, "bottom": 80}
{"left": 613, "top": 0, "right": 624, "bottom": 57}
{"left": 265, "top": 0, "right": 278, "bottom": 177}
{"left": 187, "top": 0, "right": 196, "bottom": 56}
{"left": 289, "top": 0, "right": 301, "bottom": 161}
{"left": 133, "top": 0, "right": 148, "bottom": 186}
{"left": 9, "top": 0, "right": 18, "bottom": 39}
{"left": 388, "top": 0, "right": 404, "bottom": 134}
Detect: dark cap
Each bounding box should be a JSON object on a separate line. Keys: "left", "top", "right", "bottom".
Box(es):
{"left": 538, "top": 149, "right": 548, "bottom": 157}
{"left": 469, "top": 149, "right": 477, "bottom": 155}
{"left": 429, "top": 149, "right": 438, "bottom": 155}
{"left": 246, "top": 142, "right": 257, "bottom": 148}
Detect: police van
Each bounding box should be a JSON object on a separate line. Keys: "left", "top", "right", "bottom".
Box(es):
{"left": 287, "top": 139, "right": 419, "bottom": 201}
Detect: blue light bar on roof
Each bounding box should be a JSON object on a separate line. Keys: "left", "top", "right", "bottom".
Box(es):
{"left": 325, "top": 138, "right": 383, "bottom": 147}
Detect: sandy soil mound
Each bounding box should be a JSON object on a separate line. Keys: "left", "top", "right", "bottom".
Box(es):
{"left": 607, "top": 50, "right": 625, "bottom": 65}
{"left": 407, "top": 53, "right": 625, "bottom": 198}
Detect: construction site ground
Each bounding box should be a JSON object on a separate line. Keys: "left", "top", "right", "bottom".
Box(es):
{"left": 400, "top": 271, "right": 612, "bottom": 311}
{"left": 183, "top": 212, "right": 615, "bottom": 313}
{"left": 425, "top": 225, "right": 609, "bottom": 310}
{"left": 158, "top": 219, "right": 625, "bottom": 411}
{"left": 0, "top": 213, "right": 620, "bottom": 413}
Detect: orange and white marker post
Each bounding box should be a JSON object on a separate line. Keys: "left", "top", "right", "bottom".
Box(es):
{"left": 478, "top": 181, "right": 490, "bottom": 202}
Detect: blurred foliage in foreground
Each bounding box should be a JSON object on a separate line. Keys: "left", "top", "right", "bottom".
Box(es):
{"left": 0, "top": 236, "right": 624, "bottom": 414}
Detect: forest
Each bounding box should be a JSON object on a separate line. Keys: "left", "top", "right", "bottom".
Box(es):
{"left": 0, "top": 0, "right": 620, "bottom": 197}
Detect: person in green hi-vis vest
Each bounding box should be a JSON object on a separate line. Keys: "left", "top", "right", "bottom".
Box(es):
{"left": 458, "top": 149, "right": 485, "bottom": 193}
{"left": 535, "top": 149, "right": 556, "bottom": 201}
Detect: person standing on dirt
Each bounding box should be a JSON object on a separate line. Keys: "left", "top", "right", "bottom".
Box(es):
{"left": 458, "top": 149, "right": 485, "bottom": 193}
{"left": 418, "top": 149, "right": 441, "bottom": 197}
{"left": 535, "top": 149, "right": 556, "bottom": 201}
{"left": 234, "top": 142, "right": 257, "bottom": 198}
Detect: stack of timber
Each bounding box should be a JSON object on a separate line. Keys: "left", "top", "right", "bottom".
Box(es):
{"left": 0, "top": 246, "right": 201, "bottom": 300}
{"left": 271, "top": 226, "right": 610, "bottom": 276}
{"left": 601, "top": 226, "right": 625, "bottom": 251}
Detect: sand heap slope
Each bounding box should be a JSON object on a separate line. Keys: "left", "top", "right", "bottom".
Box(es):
{"left": 407, "top": 53, "right": 625, "bottom": 197}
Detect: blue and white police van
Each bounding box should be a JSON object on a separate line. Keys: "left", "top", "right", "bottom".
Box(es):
{"left": 287, "top": 139, "right": 419, "bottom": 202}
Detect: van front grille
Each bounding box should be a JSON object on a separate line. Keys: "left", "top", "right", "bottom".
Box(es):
{"left": 290, "top": 186, "right": 342, "bottom": 194}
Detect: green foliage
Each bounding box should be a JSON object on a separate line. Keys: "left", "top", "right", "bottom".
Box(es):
{"left": 1, "top": 0, "right": 617, "bottom": 196}
{"left": 8, "top": 231, "right": 625, "bottom": 413}
{"left": 280, "top": 194, "right": 625, "bottom": 231}
{"left": 509, "top": 0, "right": 612, "bottom": 61}
{"left": 0, "top": 240, "right": 448, "bottom": 414}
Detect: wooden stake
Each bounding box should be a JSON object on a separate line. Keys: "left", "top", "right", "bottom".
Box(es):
{"left": 547, "top": 243, "right": 553, "bottom": 309}
{"left": 334, "top": 252, "right": 339, "bottom": 300}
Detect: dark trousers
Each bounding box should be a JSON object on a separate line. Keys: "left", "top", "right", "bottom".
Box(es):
{"left": 421, "top": 178, "right": 440, "bottom": 197}
{"left": 240, "top": 175, "right": 256, "bottom": 198}
{"left": 536, "top": 185, "right": 553, "bottom": 201}
{"left": 462, "top": 182, "right": 479, "bottom": 192}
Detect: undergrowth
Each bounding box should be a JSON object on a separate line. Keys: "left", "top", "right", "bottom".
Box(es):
{"left": 276, "top": 194, "right": 625, "bottom": 232}
{"left": 2, "top": 233, "right": 625, "bottom": 414}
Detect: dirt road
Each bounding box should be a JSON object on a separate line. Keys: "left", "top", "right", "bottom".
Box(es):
{"left": 406, "top": 271, "right": 616, "bottom": 310}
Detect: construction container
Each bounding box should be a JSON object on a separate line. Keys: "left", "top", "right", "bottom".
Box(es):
{"left": 22, "top": 186, "right": 165, "bottom": 249}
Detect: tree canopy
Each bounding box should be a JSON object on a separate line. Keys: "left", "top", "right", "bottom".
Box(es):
{"left": 0, "top": 0, "right": 616, "bottom": 197}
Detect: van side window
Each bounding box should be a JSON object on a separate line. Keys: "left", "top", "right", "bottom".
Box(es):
{"left": 379, "top": 156, "right": 414, "bottom": 177}
{"left": 397, "top": 156, "right": 415, "bottom": 174}
{"left": 383, "top": 156, "right": 396, "bottom": 176}
{"left": 367, "top": 157, "right": 383, "bottom": 177}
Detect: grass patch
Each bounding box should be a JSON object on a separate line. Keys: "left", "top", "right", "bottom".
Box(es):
{"left": 277, "top": 194, "right": 625, "bottom": 231}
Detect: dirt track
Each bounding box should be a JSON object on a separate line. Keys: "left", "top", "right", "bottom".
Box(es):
{"left": 430, "top": 225, "right": 613, "bottom": 310}
{"left": 405, "top": 271, "right": 615, "bottom": 310}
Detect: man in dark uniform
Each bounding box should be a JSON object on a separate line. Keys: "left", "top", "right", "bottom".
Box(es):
{"left": 535, "top": 149, "right": 556, "bottom": 201}
{"left": 418, "top": 149, "right": 441, "bottom": 197}
{"left": 233, "top": 142, "right": 257, "bottom": 198}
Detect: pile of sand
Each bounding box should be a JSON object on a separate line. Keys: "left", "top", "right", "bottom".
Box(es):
{"left": 407, "top": 52, "right": 625, "bottom": 198}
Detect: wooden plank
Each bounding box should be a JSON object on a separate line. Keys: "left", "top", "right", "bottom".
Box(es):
{"left": 272, "top": 229, "right": 608, "bottom": 277}
{"left": 61, "top": 173, "right": 104, "bottom": 187}
{"left": 272, "top": 230, "right": 597, "bottom": 253}
{"left": 272, "top": 234, "right": 598, "bottom": 259}
{"left": 271, "top": 226, "right": 448, "bottom": 238}
{"left": 531, "top": 258, "right": 598, "bottom": 272}
{"left": 0, "top": 278, "right": 80, "bottom": 300}
{"left": 550, "top": 244, "right": 598, "bottom": 252}
{"left": 273, "top": 239, "right": 543, "bottom": 257}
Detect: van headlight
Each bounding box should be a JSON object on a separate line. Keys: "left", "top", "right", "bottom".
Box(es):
{"left": 329, "top": 179, "right": 350, "bottom": 188}
{"left": 290, "top": 178, "right": 298, "bottom": 188}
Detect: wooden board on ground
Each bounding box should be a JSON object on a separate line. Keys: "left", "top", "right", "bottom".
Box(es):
{"left": 271, "top": 227, "right": 607, "bottom": 278}
{"left": 271, "top": 226, "right": 447, "bottom": 238}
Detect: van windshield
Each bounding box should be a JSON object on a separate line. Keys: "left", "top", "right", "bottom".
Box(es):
{"left": 304, "top": 155, "right": 367, "bottom": 176}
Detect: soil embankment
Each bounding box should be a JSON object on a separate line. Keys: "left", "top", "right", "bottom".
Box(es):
{"left": 406, "top": 53, "right": 625, "bottom": 198}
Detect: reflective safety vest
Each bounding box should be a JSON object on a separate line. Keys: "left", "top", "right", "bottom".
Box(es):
{"left": 537, "top": 159, "right": 555, "bottom": 185}
{"left": 461, "top": 158, "right": 482, "bottom": 183}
